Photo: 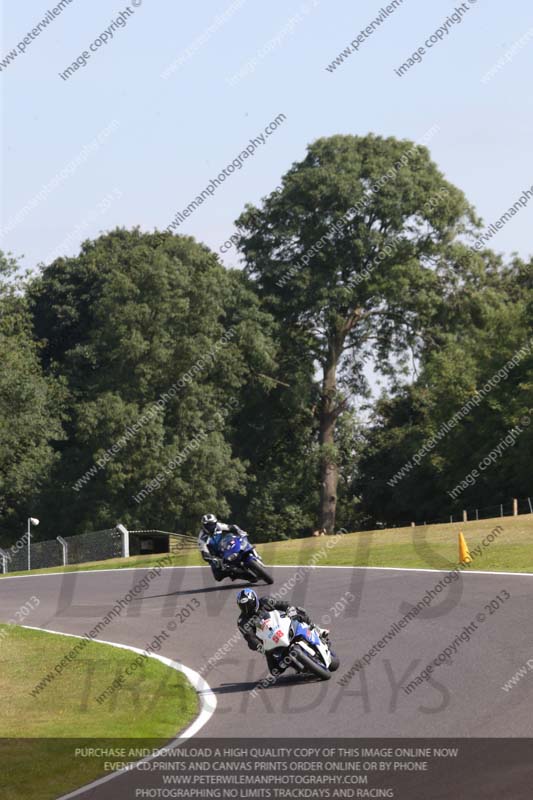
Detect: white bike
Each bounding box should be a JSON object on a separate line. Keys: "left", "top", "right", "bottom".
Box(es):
{"left": 256, "top": 610, "right": 339, "bottom": 681}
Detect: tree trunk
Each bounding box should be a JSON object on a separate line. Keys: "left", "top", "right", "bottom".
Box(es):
{"left": 318, "top": 345, "right": 339, "bottom": 533}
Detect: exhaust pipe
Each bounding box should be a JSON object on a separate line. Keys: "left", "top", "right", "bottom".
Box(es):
{"left": 288, "top": 650, "right": 305, "bottom": 671}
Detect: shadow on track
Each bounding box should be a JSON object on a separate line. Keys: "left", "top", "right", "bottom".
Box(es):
{"left": 212, "top": 674, "right": 316, "bottom": 695}
{"left": 134, "top": 582, "right": 254, "bottom": 601}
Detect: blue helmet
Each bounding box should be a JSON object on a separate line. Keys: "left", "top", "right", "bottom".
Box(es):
{"left": 237, "top": 588, "right": 259, "bottom": 614}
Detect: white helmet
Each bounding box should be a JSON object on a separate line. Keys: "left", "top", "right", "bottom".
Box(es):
{"left": 201, "top": 513, "right": 218, "bottom": 534}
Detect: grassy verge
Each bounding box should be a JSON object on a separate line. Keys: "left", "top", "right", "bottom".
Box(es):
{"left": 0, "top": 625, "right": 198, "bottom": 800}
{"left": 258, "top": 515, "right": 533, "bottom": 573}
{"left": 2, "top": 514, "right": 533, "bottom": 578}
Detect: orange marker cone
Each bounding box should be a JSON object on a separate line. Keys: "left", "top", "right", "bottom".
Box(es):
{"left": 459, "top": 531, "right": 472, "bottom": 564}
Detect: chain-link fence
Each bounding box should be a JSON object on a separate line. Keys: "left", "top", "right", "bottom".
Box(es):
{"left": 7, "top": 536, "right": 64, "bottom": 572}
{"left": 0, "top": 527, "right": 196, "bottom": 574}
{"left": 64, "top": 528, "right": 123, "bottom": 566}
{"left": 4, "top": 528, "right": 121, "bottom": 573}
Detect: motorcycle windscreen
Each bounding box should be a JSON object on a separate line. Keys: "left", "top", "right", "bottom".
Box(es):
{"left": 292, "top": 621, "right": 320, "bottom": 645}
{"left": 219, "top": 534, "right": 240, "bottom": 555}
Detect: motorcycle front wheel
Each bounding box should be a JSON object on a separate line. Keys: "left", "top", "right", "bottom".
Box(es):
{"left": 328, "top": 652, "right": 340, "bottom": 672}
{"left": 247, "top": 560, "right": 274, "bottom": 585}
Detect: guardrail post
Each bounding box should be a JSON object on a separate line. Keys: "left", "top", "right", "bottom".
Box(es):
{"left": 0, "top": 549, "right": 7, "bottom": 574}
{"left": 116, "top": 524, "right": 130, "bottom": 558}
{"left": 463, "top": 510, "right": 467, "bottom": 523}
{"left": 513, "top": 498, "right": 518, "bottom": 516}
{"left": 57, "top": 536, "right": 68, "bottom": 566}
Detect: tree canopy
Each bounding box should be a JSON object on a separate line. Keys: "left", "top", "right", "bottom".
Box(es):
{"left": 0, "top": 253, "right": 63, "bottom": 545}
{"left": 236, "top": 133, "right": 485, "bottom": 530}
{"left": 29, "top": 229, "right": 276, "bottom": 536}
{"left": 0, "top": 134, "right": 531, "bottom": 545}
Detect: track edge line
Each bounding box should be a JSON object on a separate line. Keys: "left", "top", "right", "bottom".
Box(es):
{"left": 17, "top": 624, "right": 216, "bottom": 800}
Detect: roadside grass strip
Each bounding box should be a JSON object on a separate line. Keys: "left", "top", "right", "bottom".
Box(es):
{"left": 0, "top": 624, "right": 201, "bottom": 800}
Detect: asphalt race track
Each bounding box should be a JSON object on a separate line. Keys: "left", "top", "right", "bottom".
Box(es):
{"left": 3, "top": 564, "right": 533, "bottom": 798}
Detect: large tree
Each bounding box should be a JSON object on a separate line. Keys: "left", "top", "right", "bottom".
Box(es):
{"left": 358, "top": 254, "right": 533, "bottom": 524}
{"left": 237, "top": 134, "right": 481, "bottom": 531}
{"left": 30, "top": 229, "right": 275, "bottom": 536}
{"left": 229, "top": 319, "right": 321, "bottom": 539}
{"left": 0, "top": 253, "right": 64, "bottom": 543}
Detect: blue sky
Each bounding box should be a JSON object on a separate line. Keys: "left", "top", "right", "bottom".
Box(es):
{"left": 1, "top": 0, "right": 532, "bottom": 274}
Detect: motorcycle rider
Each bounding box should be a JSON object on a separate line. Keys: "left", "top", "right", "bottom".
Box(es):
{"left": 236, "top": 588, "right": 330, "bottom": 675}
{"left": 198, "top": 513, "right": 247, "bottom": 581}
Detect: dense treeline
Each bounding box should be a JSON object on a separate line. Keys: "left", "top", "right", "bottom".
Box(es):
{"left": 1, "top": 134, "right": 532, "bottom": 546}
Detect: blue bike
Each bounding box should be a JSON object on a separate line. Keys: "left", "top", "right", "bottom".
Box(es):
{"left": 212, "top": 531, "right": 273, "bottom": 585}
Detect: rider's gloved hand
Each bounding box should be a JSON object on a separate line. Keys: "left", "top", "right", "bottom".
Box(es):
{"left": 229, "top": 524, "right": 245, "bottom": 535}
{"left": 286, "top": 606, "right": 298, "bottom": 618}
